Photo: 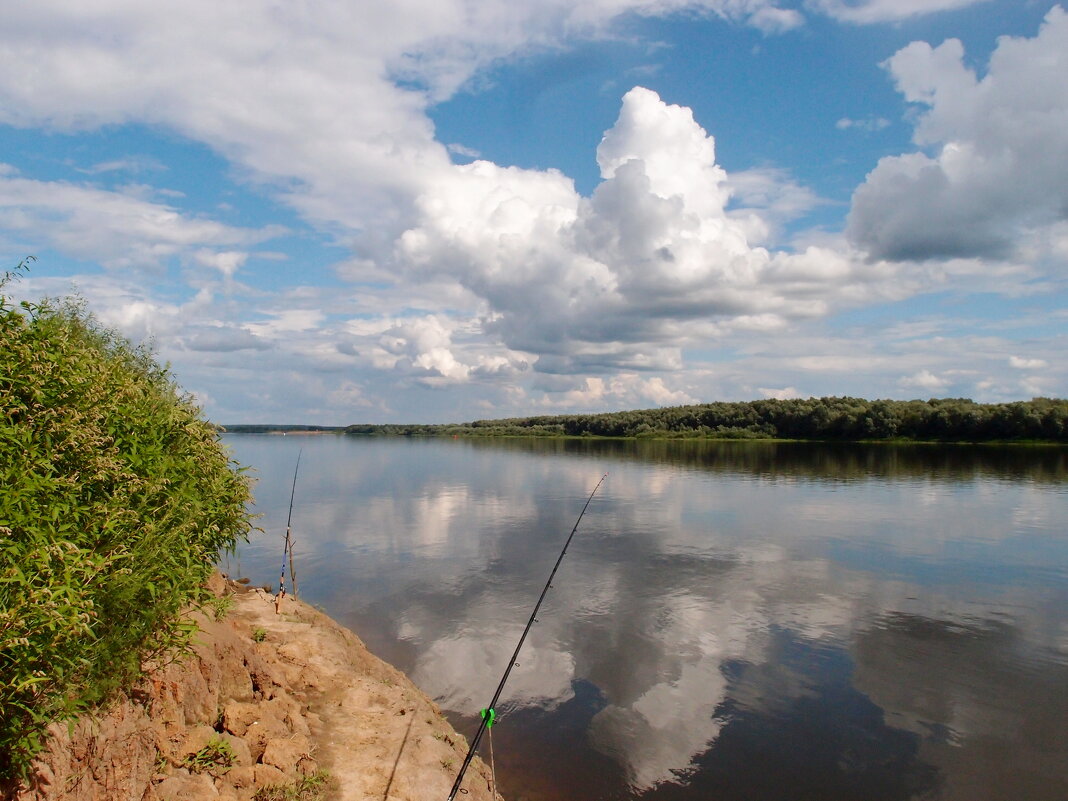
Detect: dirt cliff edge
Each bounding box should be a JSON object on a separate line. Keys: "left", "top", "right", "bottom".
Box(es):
{"left": 16, "top": 577, "right": 500, "bottom": 801}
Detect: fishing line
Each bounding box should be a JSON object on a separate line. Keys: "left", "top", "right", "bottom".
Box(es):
{"left": 275, "top": 448, "right": 302, "bottom": 613}
{"left": 445, "top": 473, "right": 608, "bottom": 801}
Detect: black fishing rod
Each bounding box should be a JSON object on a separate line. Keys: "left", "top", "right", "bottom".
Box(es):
{"left": 275, "top": 448, "right": 302, "bottom": 613}
{"left": 445, "top": 473, "right": 608, "bottom": 801}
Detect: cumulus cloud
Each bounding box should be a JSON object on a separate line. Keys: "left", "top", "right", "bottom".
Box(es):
{"left": 340, "top": 313, "right": 533, "bottom": 387}
{"left": 0, "top": 0, "right": 810, "bottom": 248}
{"left": 847, "top": 7, "right": 1068, "bottom": 261}
{"left": 379, "top": 315, "right": 472, "bottom": 382}
{"left": 759, "top": 386, "right": 802, "bottom": 400}
{"left": 398, "top": 87, "right": 890, "bottom": 375}
{"left": 2, "top": 1, "right": 1061, "bottom": 421}
{"left": 642, "top": 376, "right": 697, "bottom": 405}
{"left": 0, "top": 3, "right": 873, "bottom": 406}
{"left": 526, "top": 372, "right": 697, "bottom": 409}
{"left": 898, "top": 369, "right": 950, "bottom": 392}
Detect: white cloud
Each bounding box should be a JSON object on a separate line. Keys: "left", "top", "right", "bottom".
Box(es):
{"left": 747, "top": 5, "right": 805, "bottom": 32}
{"left": 446, "top": 143, "right": 480, "bottom": 159}
{"left": 0, "top": 172, "right": 277, "bottom": 270}
{"left": 898, "top": 369, "right": 950, "bottom": 392}
{"left": 808, "top": 0, "right": 990, "bottom": 24}
{"left": 759, "top": 385, "right": 802, "bottom": 400}
{"left": 641, "top": 376, "right": 697, "bottom": 405}
{"left": 77, "top": 155, "right": 167, "bottom": 175}
{"left": 519, "top": 371, "right": 696, "bottom": 410}
{"left": 847, "top": 7, "right": 1068, "bottom": 261}
{"left": 835, "top": 116, "right": 890, "bottom": 132}
{"left": 1, "top": 1, "right": 1063, "bottom": 422}
{"left": 1009, "top": 356, "right": 1048, "bottom": 369}
{"left": 381, "top": 315, "right": 472, "bottom": 382}
{"left": 193, "top": 249, "right": 249, "bottom": 278}
{"left": 398, "top": 88, "right": 896, "bottom": 375}
{"left": 327, "top": 381, "right": 375, "bottom": 410}
{"left": 184, "top": 325, "right": 271, "bottom": 353}
{"left": 0, "top": 0, "right": 812, "bottom": 252}
{"left": 726, "top": 166, "right": 822, "bottom": 245}
{"left": 248, "top": 309, "right": 326, "bottom": 336}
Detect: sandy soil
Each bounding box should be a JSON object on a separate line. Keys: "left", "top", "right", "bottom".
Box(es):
{"left": 15, "top": 579, "right": 502, "bottom": 801}
{"left": 239, "top": 588, "right": 500, "bottom": 801}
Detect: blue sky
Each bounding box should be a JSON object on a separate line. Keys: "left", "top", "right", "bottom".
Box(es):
{"left": 1, "top": 0, "right": 1065, "bottom": 423}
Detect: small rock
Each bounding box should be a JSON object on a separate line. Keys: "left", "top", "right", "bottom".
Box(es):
{"left": 253, "top": 763, "right": 287, "bottom": 787}
{"left": 221, "top": 702, "right": 259, "bottom": 737}
{"left": 226, "top": 766, "right": 256, "bottom": 789}
{"left": 204, "top": 572, "right": 226, "bottom": 597}
{"left": 220, "top": 733, "right": 253, "bottom": 768}
{"left": 177, "top": 724, "right": 221, "bottom": 763}
{"left": 260, "top": 735, "right": 312, "bottom": 773}
{"left": 154, "top": 771, "right": 219, "bottom": 800}
{"left": 242, "top": 716, "right": 292, "bottom": 763}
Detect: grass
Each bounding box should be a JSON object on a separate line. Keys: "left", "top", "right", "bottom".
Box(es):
{"left": 252, "top": 770, "right": 333, "bottom": 801}
{"left": 183, "top": 737, "right": 236, "bottom": 774}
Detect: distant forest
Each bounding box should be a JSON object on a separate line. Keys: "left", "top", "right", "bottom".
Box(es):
{"left": 219, "top": 424, "right": 344, "bottom": 433}
{"left": 344, "top": 397, "right": 1068, "bottom": 442}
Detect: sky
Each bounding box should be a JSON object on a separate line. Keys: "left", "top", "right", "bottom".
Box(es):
{"left": 1, "top": 0, "right": 1065, "bottom": 424}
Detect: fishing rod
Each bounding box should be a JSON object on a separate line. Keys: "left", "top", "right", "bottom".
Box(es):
{"left": 445, "top": 473, "right": 608, "bottom": 801}
{"left": 275, "top": 448, "right": 302, "bottom": 614}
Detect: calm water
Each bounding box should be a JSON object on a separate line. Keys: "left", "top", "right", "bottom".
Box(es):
{"left": 222, "top": 435, "right": 1068, "bottom": 801}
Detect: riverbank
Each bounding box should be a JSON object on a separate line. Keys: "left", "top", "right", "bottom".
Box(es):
{"left": 16, "top": 576, "right": 500, "bottom": 801}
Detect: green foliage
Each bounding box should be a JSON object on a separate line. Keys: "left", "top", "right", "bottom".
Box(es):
{"left": 252, "top": 627, "right": 267, "bottom": 642}
{"left": 183, "top": 737, "right": 236, "bottom": 774}
{"left": 252, "top": 770, "right": 333, "bottom": 801}
{"left": 344, "top": 396, "right": 1068, "bottom": 442}
{"left": 0, "top": 271, "right": 253, "bottom": 783}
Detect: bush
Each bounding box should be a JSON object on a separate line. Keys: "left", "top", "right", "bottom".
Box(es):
{"left": 0, "top": 264, "right": 253, "bottom": 783}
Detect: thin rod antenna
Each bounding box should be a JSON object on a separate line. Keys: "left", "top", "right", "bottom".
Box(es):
{"left": 275, "top": 448, "right": 302, "bottom": 613}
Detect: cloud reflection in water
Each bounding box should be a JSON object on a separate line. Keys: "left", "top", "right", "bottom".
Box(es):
{"left": 226, "top": 436, "right": 1068, "bottom": 801}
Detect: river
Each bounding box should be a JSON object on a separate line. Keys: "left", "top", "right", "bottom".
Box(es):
{"left": 222, "top": 434, "right": 1068, "bottom": 801}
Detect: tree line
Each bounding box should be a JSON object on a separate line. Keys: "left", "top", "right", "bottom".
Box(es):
{"left": 344, "top": 397, "right": 1068, "bottom": 442}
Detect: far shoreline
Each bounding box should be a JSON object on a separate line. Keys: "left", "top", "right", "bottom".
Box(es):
{"left": 220, "top": 397, "right": 1068, "bottom": 445}
{"left": 220, "top": 428, "right": 1067, "bottom": 447}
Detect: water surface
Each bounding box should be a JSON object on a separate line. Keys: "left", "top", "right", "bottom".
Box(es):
{"left": 223, "top": 435, "right": 1068, "bottom": 801}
